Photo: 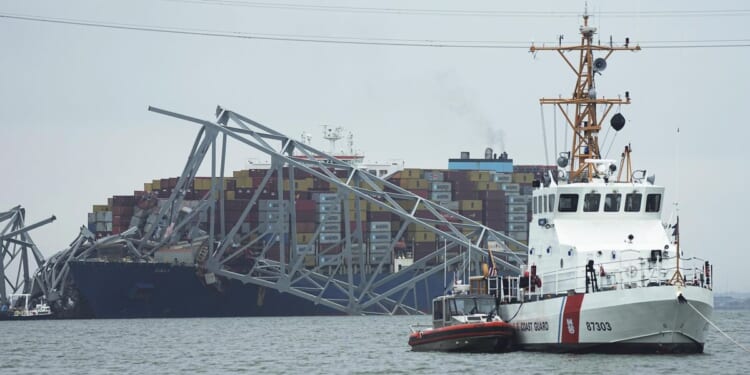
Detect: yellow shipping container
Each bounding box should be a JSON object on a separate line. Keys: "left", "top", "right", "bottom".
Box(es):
{"left": 469, "top": 171, "right": 491, "bottom": 182}
{"left": 475, "top": 182, "right": 500, "bottom": 191}
{"left": 236, "top": 176, "right": 254, "bottom": 188}
{"left": 402, "top": 179, "right": 429, "bottom": 190}
{"left": 225, "top": 191, "right": 235, "bottom": 200}
{"left": 460, "top": 200, "right": 483, "bottom": 211}
{"left": 144, "top": 182, "right": 153, "bottom": 192}
{"left": 368, "top": 202, "right": 388, "bottom": 212}
{"left": 233, "top": 170, "right": 249, "bottom": 178}
{"left": 152, "top": 179, "right": 161, "bottom": 190}
{"left": 296, "top": 233, "right": 314, "bottom": 243}
{"left": 402, "top": 168, "right": 423, "bottom": 179}
{"left": 512, "top": 173, "right": 535, "bottom": 184}
{"left": 304, "top": 255, "right": 316, "bottom": 267}
{"left": 408, "top": 231, "right": 437, "bottom": 243}
{"left": 92, "top": 204, "right": 109, "bottom": 212}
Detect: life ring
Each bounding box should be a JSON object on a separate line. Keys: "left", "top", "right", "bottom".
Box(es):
{"left": 628, "top": 265, "right": 638, "bottom": 278}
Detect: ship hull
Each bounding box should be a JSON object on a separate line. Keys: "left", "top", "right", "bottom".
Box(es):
{"left": 409, "top": 321, "right": 515, "bottom": 352}
{"left": 498, "top": 285, "right": 713, "bottom": 354}
{"left": 68, "top": 261, "right": 445, "bottom": 318}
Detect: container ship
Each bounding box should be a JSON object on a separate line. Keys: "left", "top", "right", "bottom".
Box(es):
{"left": 28, "top": 114, "right": 546, "bottom": 318}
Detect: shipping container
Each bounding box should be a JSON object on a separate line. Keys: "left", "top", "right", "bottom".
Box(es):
{"left": 508, "top": 231, "right": 528, "bottom": 242}
{"left": 319, "top": 233, "right": 342, "bottom": 244}
{"left": 320, "top": 222, "right": 342, "bottom": 233}
{"left": 369, "top": 232, "right": 392, "bottom": 243}
{"left": 430, "top": 181, "right": 452, "bottom": 192}
{"left": 468, "top": 171, "right": 491, "bottom": 182}
{"left": 492, "top": 173, "right": 512, "bottom": 183}
{"left": 430, "top": 192, "right": 452, "bottom": 202}
{"left": 508, "top": 222, "right": 528, "bottom": 232}
{"left": 500, "top": 183, "right": 520, "bottom": 194}
{"left": 369, "top": 221, "right": 391, "bottom": 232}
{"left": 369, "top": 243, "right": 392, "bottom": 253}
{"left": 317, "top": 213, "right": 342, "bottom": 223}
{"left": 459, "top": 200, "right": 483, "bottom": 211}
{"left": 423, "top": 170, "right": 445, "bottom": 182}
{"left": 507, "top": 213, "right": 528, "bottom": 222}
{"left": 317, "top": 203, "right": 342, "bottom": 213}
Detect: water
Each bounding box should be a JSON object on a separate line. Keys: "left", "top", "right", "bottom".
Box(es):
{"left": 1, "top": 310, "right": 749, "bottom": 374}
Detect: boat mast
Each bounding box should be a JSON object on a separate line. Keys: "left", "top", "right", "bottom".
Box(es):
{"left": 530, "top": 12, "right": 640, "bottom": 182}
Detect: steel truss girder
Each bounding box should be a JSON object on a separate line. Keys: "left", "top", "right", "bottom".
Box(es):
{"left": 143, "top": 105, "right": 528, "bottom": 315}
{"left": 1, "top": 206, "right": 55, "bottom": 304}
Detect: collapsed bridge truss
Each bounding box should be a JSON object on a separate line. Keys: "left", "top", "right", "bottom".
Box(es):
{"left": 34, "top": 106, "right": 528, "bottom": 316}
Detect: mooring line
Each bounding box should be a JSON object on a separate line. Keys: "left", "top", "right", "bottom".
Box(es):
{"left": 688, "top": 301, "right": 750, "bottom": 353}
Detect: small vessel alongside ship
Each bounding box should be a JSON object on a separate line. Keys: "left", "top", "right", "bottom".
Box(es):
{"left": 408, "top": 278, "right": 515, "bottom": 353}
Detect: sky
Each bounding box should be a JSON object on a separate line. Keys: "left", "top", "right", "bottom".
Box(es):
{"left": 1, "top": 0, "right": 748, "bottom": 293}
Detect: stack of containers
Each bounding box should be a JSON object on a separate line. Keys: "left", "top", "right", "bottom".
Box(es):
{"left": 368, "top": 220, "right": 391, "bottom": 265}
{"left": 88, "top": 204, "right": 112, "bottom": 238}
{"left": 110, "top": 196, "right": 135, "bottom": 235}
{"left": 475, "top": 172, "right": 508, "bottom": 231}
{"left": 258, "top": 199, "right": 289, "bottom": 261}
{"left": 501, "top": 178, "right": 527, "bottom": 243}
{"left": 294, "top": 198, "right": 316, "bottom": 266}
{"left": 314, "top": 193, "right": 342, "bottom": 265}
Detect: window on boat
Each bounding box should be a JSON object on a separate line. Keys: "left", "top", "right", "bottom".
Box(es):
{"left": 533, "top": 196, "right": 538, "bottom": 214}
{"left": 543, "top": 195, "right": 548, "bottom": 213}
{"left": 548, "top": 194, "right": 555, "bottom": 212}
{"left": 646, "top": 194, "right": 662, "bottom": 213}
{"left": 604, "top": 193, "right": 621, "bottom": 212}
{"left": 558, "top": 194, "right": 579, "bottom": 212}
{"left": 625, "top": 193, "right": 642, "bottom": 212}
{"left": 433, "top": 300, "right": 443, "bottom": 320}
{"left": 472, "top": 297, "right": 496, "bottom": 315}
{"left": 449, "top": 299, "right": 467, "bottom": 316}
{"left": 583, "top": 193, "right": 601, "bottom": 212}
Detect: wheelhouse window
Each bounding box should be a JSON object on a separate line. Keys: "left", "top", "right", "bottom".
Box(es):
{"left": 548, "top": 194, "right": 555, "bottom": 212}
{"left": 433, "top": 300, "right": 443, "bottom": 320}
{"left": 533, "top": 196, "right": 538, "bottom": 214}
{"left": 558, "top": 194, "right": 579, "bottom": 212}
{"left": 604, "top": 193, "right": 621, "bottom": 212}
{"left": 583, "top": 193, "right": 601, "bottom": 212}
{"left": 543, "top": 195, "right": 548, "bottom": 213}
{"left": 646, "top": 194, "right": 662, "bottom": 212}
{"left": 625, "top": 193, "right": 642, "bottom": 212}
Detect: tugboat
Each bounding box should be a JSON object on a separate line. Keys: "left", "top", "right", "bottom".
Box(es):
{"left": 408, "top": 276, "right": 515, "bottom": 352}
{"left": 495, "top": 13, "right": 713, "bottom": 353}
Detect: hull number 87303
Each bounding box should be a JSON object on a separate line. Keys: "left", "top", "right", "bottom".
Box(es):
{"left": 585, "top": 321, "right": 612, "bottom": 331}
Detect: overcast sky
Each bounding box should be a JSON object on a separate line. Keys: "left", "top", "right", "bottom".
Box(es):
{"left": 1, "top": 0, "right": 747, "bottom": 292}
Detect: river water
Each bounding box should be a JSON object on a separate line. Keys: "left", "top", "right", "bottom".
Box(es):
{"left": 1, "top": 310, "right": 748, "bottom": 374}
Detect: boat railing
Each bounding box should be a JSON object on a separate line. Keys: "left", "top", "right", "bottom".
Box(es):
{"left": 497, "top": 255, "right": 712, "bottom": 303}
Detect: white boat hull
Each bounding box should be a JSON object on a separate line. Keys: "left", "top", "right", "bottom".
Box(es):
{"left": 498, "top": 285, "right": 712, "bottom": 353}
